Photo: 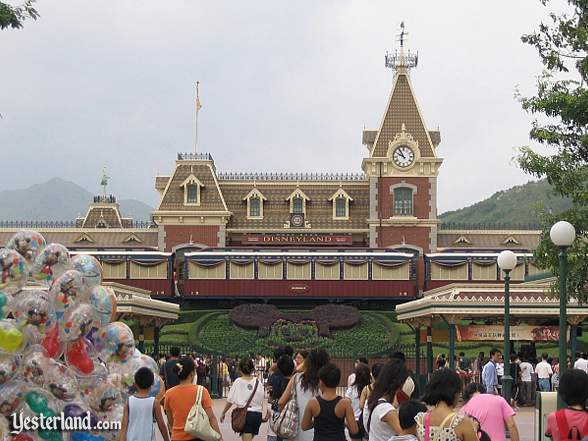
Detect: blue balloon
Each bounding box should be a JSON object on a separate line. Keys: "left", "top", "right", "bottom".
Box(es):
{"left": 71, "top": 432, "right": 105, "bottom": 441}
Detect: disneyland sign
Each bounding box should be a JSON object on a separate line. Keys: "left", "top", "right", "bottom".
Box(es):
{"left": 243, "top": 234, "right": 353, "bottom": 245}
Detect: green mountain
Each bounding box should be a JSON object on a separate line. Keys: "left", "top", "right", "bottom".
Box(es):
{"left": 439, "top": 179, "right": 572, "bottom": 227}
{"left": 0, "top": 178, "right": 153, "bottom": 221}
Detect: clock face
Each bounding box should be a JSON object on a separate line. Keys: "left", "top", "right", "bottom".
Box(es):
{"left": 291, "top": 214, "right": 304, "bottom": 227}
{"left": 393, "top": 145, "right": 415, "bottom": 168}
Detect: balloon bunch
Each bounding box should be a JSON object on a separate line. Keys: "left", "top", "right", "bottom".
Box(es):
{"left": 0, "top": 231, "right": 161, "bottom": 441}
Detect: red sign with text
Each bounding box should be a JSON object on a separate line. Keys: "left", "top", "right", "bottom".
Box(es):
{"left": 243, "top": 234, "right": 353, "bottom": 246}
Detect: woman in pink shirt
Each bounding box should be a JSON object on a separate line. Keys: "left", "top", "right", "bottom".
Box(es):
{"left": 462, "top": 383, "right": 520, "bottom": 441}
{"left": 545, "top": 369, "right": 588, "bottom": 441}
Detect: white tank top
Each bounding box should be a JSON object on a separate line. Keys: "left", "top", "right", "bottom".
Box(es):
{"left": 126, "top": 395, "right": 155, "bottom": 441}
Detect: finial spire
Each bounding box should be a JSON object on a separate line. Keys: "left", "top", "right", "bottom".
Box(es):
{"left": 194, "top": 81, "right": 203, "bottom": 153}
{"left": 385, "top": 22, "right": 418, "bottom": 73}
{"left": 100, "top": 167, "right": 110, "bottom": 197}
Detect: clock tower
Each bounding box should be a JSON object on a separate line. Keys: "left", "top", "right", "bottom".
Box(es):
{"left": 362, "top": 24, "right": 443, "bottom": 255}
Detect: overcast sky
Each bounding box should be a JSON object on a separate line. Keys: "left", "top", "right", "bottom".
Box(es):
{"left": 1, "top": 1, "right": 556, "bottom": 213}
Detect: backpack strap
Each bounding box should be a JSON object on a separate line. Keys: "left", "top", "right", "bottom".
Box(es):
{"left": 244, "top": 379, "right": 259, "bottom": 409}
{"left": 555, "top": 409, "right": 571, "bottom": 440}
{"left": 438, "top": 412, "right": 456, "bottom": 430}
{"left": 424, "top": 412, "right": 431, "bottom": 441}
{"left": 367, "top": 399, "right": 386, "bottom": 434}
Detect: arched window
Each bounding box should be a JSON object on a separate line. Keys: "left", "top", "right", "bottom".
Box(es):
{"left": 394, "top": 187, "right": 413, "bottom": 216}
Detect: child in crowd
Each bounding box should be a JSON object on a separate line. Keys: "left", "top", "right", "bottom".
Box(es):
{"left": 301, "top": 363, "right": 359, "bottom": 441}
{"left": 119, "top": 367, "right": 170, "bottom": 441}
{"left": 389, "top": 400, "right": 427, "bottom": 441}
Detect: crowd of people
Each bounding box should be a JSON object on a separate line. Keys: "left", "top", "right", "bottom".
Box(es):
{"left": 436, "top": 349, "right": 569, "bottom": 408}
{"left": 118, "top": 346, "right": 588, "bottom": 441}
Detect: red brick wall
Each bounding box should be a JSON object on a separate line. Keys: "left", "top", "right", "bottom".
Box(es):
{"left": 378, "top": 177, "right": 431, "bottom": 219}
{"left": 163, "top": 225, "right": 220, "bottom": 251}
{"left": 377, "top": 226, "right": 431, "bottom": 253}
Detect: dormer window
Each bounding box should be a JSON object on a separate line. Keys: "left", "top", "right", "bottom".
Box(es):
{"left": 243, "top": 188, "right": 267, "bottom": 219}
{"left": 329, "top": 188, "right": 353, "bottom": 220}
{"left": 286, "top": 188, "right": 310, "bottom": 215}
{"left": 186, "top": 184, "right": 198, "bottom": 204}
{"left": 180, "top": 174, "right": 204, "bottom": 206}
{"left": 292, "top": 197, "right": 304, "bottom": 214}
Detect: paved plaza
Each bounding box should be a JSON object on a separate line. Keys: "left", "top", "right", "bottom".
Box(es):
{"left": 154, "top": 399, "right": 536, "bottom": 441}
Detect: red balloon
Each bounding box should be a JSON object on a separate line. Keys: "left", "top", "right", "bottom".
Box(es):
{"left": 66, "top": 339, "right": 93, "bottom": 375}
{"left": 12, "top": 434, "right": 34, "bottom": 441}
{"left": 42, "top": 324, "right": 61, "bottom": 358}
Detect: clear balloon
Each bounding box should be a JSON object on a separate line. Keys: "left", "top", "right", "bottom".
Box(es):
{"left": 50, "top": 270, "right": 88, "bottom": 324}
{"left": 0, "top": 380, "right": 25, "bottom": 417}
{"left": 0, "top": 248, "right": 27, "bottom": 295}
{"left": 0, "top": 292, "right": 12, "bottom": 319}
{"left": 13, "top": 291, "right": 55, "bottom": 335}
{"left": 21, "top": 345, "right": 51, "bottom": 387}
{"left": 71, "top": 255, "right": 103, "bottom": 288}
{"left": 129, "top": 353, "right": 160, "bottom": 397}
{"left": 60, "top": 304, "right": 96, "bottom": 343}
{"left": 43, "top": 360, "right": 79, "bottom": 402}
{"left": 88, "top": 286, "right": 116, "bottom": 328}
{"left": 0, "top": 353, "right": 18, "bottom": 386}
{"left": 94, "top": 322, "right": 134, "bottom": 363}
{"left": 41, "top": 324, "right": 64, "bottom": 360}
{"left": 0, "top": 320, "right": 24, "bottom": 353}
{"left": 64, "top": 338, "right": 97, "bottom": 376}
{"left": 31, "top": 244, "right": 71, "bottom": 285}
{"left": 6, "top": 230, "right": 46, "bottom": 266}
{"left": 86, "top": 379, "right": 119, "bottom": 413}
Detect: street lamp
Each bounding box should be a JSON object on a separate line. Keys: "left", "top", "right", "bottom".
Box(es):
{"left": 498, "top": 250, "right": 517, "bottom": 404}
{"left": 550, "top": 220, "right": 576, "bottom": 408}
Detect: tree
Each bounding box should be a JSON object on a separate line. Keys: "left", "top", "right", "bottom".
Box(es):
{"left": 0, "top": 0, "right": 38, "bottom": 30}
{"left": 518, "top": 0, "right": 588, "bottom": 302}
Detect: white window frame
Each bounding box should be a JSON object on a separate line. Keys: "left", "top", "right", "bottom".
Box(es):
{"left": 243, "top": 188, "right": 267, "bottom": 219}
{"left": 180, "top": 174, "right": 204, "bottom": 207}
{"left": 329, "top": 188, "right": 353, "bottom": 220}
{"left": 286, "top": 188, "right": 310, "bottom": 215}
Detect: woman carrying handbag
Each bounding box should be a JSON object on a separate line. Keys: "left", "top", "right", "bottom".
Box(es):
{"left": 164, "top": 357, "right": 222, "bottom": 441}
{"left": 221, "top": 358, "right": 269, "bottom": 441}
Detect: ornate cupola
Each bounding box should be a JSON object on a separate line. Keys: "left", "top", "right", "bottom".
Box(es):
{"left": 76, "top": 170, "right": 133, "bottom": 228}
{"left": 362, "top": 24, "right": 443, "bottom": 253}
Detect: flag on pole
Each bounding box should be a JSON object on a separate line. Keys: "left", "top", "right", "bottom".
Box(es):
{"left": 196, "top": 81, "right": 202, "bottom": 111}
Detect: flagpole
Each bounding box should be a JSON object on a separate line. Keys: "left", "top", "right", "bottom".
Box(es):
{"left": 195, "top": 81, "right": 200, "bottom": 154}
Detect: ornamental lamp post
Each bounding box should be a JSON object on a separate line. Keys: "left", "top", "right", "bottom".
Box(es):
{"left": 498, "top": 250, "right": 517, "bottom": 404}
{"left": 550, "top": 220, "right": 576, "bottom": 409}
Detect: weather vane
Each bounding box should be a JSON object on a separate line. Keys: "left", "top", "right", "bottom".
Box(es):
{"left": 100, "top": 167, "right": 110, "bottom": 197}
{"left": 385, "top": 22, "right": 418, "bottom": 72}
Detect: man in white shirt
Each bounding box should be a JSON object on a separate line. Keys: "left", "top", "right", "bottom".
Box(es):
{"left": 574, "top": 352, "right": 588, "bottom": 373}
{"left": 535, "top": 353, "right": 553, "bottom": 392}
{"left": 519, "top": 358, "right": 534, "bottom": 406}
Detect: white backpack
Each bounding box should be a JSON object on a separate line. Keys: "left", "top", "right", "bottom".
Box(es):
{"left": 184, "top": 386, "right": 221, "bottom": 441}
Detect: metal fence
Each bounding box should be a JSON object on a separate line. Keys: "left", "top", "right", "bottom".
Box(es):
{"left": 147, "top": 343, "right": 426, "bottom": 399}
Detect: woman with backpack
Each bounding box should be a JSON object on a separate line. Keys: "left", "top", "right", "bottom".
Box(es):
{"left": 415, "top": 369, "right": 478, "bottom": 441}
{"left": 345, "top": 363, "right": 371, "bottom": 440}
{"left": 546, "top": 369, "right": 588, "bottom": 441}
{"left": 221, "top": 358, "right": 268, "bottom": 441}
{"left": 278, "top": 348, "right": 331, "bottom": 441}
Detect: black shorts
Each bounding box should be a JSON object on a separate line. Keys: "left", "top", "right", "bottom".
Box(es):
{"left": 241, "top": 411, "right": 263, "bottom": 435}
